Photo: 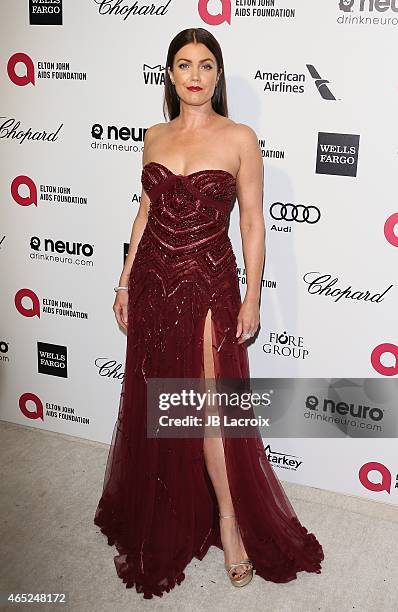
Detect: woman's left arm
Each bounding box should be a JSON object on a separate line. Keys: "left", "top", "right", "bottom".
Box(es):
{"left": 234, "top": 124, "right": 265, "bottom": 344}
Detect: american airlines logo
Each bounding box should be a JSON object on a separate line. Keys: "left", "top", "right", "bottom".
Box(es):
{"left": 306, "top": 64, "right": 337, "bottom": 100}
{"left": 143, "top": 63, "right": 165, "bottom": 85}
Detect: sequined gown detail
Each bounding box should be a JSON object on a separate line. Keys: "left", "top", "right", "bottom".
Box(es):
{"left": 94, "top": 161, "right": 324, "bottom": 599}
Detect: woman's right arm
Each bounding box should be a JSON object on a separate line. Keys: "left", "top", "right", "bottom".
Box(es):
{"left": 114, "top": 124, "right": 163, "bottom": 330}
{"left": 113, "top": 186, "right": 150, "bottom": 331}
{"left": 113, "top": 126, "right": 157, "bottom": 331}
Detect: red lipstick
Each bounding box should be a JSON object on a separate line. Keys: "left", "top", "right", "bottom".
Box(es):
{"left": 187, "top": 86, "right": 202, "bottom": 91}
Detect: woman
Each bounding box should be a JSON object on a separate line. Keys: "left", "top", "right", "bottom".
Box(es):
{"left": 94, "top": 27, "right": 324, "bottom": 599}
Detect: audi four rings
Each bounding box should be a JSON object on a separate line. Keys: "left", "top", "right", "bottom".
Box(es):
{"left": 270, "top": 202, "right": 321, "bottom": 223}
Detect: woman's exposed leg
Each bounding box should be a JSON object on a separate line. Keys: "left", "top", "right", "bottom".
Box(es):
{"left": 202, "top": 308, "right": 249, "bottom": 579}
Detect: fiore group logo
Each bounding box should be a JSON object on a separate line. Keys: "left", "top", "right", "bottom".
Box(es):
{"left": 198, "top": 0, "right": 296, "bottom": 24}
{"left": 263, "top": 330, "right": 309, "bottom": 360}
{"left": 7, "top": 52, "right": 85, "bottom": 85}
{"left": 337, "top": 0, "right": 398, "bottom": 25}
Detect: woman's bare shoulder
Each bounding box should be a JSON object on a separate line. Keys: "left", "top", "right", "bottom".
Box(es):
{"left": 144, "top": 122, "right": 168, "bottom": 143}
{"left": 227, "top": 121, "right": 259, "bottom": 144}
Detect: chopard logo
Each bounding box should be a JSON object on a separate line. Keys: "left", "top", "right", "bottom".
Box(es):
{"left": 92, "top": 0, "right": 172, "bottom": 20}
{"left": 270, "top": 202, "right": 321, "bottom": 224}
{"left": 303, "top": 272, "right": 394, "bottom": 304}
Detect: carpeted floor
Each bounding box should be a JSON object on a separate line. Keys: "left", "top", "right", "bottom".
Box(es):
{"left": 1, "top": 420, "right": 397, "bottom": 612}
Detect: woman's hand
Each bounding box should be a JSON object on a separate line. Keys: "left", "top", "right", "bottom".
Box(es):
{"left": 236, "top": 297, "right": 260, "bottom": 344}
{"left": 113, "top": 290, "right": 129, "bottom": 331}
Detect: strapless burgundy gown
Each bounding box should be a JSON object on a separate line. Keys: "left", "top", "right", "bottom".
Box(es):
{"left": 94, "top": 161, "right": 324, "bottom": 599}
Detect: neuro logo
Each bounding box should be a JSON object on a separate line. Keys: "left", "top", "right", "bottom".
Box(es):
{"left": 359, "top": 461, "right": 392, "bottom": 494}
{"left": 15, "top": 288, "right": 41, "bottom": 318}
{"left": 29, "top": 236, "right": 94, "bottom": 257}
{"left": 11, "top": 175, "right": 37, "bottom": 207}
{"left": 19, "top": 392, "right": 44, "bottom": 420}
{"left": 198, "top": 0, "right": 231, "bottom": 25}
{"left": 384, "top": 212, "right": 398, "bottom": 247}
{"left": 0, "top": 341, "right": 9, "bottom": 355}
{"left": 306, "top": 64, "right": 336, "bottom": 100}
{"left": 91, "top": 123, "right": 146, "bottom": 143}
{"left": 91, "top": 124, "right": 103, "bottom": 139}
{"left": 371, "top": 343, "right": 398, "bottom": 376}
{"left": 339, "top": 0, "right": 354, "bottom": 11}
{"left": 7, "top": 53, "right": 35, "bottom": 86}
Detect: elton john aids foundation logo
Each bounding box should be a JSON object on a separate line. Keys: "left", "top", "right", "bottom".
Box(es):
{"left": 384, "top": 213, "right": 398, "bottom": 247}
{"left": 19, "top": 392, "right": 44, "bottom": 420}
{"left": 7, "top": 53, "right": 35, "bottom": 86}
{"left": 359, "top": 461, "right": 395, "bottom": 495}
{"left": 371, "top": 343, "right": 398, "bottom": 376}
{"left": 198, "top": 0, "right": 231, "bottom": 24}
{"left": 11, "top": 176, "right": 37, "bottom": 206}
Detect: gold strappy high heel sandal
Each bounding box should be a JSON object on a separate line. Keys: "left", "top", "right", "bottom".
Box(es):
{"left": 219, "top": 514, "right": 253, "bottom": 587}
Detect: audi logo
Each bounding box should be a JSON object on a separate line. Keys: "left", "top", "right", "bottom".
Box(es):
{"left": 270, "top": 202, "right": 321, "bottom": 224}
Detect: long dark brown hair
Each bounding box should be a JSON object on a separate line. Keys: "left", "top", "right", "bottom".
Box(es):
{"left": 163, "top": 28, "right": 228, "bottom": 121}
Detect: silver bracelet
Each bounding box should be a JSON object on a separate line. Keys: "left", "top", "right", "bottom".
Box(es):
{"left": 114, "top": 286, "right": 129, "bottom": 292}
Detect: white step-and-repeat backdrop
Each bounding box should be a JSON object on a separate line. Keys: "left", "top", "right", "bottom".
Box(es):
{"left": 1, "top": 1, "right": 397, "bottom": 506}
